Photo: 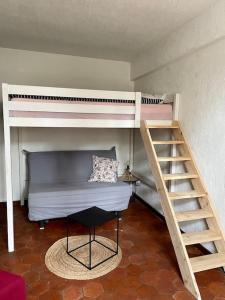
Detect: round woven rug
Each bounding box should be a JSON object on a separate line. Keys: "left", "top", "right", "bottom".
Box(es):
{"left": 45, "top": 235, "right": 122, "bottom": 280}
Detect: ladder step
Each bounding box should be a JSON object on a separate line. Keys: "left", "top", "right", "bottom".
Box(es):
{"left": 152, "top": 140, "right": 184, "bottom": 145}
{"left": 163, "top": 173, "right": 198, "bottom": 181}
{"left": 158, "top": 156, "right": 191, "bottom": 162}
{"left": 190, "top": 253, "right": 225, "bottom": 273}
{"left": 147, "top": 125, "right": 179, "bottom": 129}
{"left": 182, "top": 230, "right": 221, "bottom": 245}
{"left": 176, "top": 209, "right": 213, "bottom": 222}
{"left": 169, "top": 191, "right": 206, "bottom": 201}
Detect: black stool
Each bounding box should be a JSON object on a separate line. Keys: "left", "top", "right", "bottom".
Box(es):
{"left": 66, "top": 206, "right": 119, "bottom": 270}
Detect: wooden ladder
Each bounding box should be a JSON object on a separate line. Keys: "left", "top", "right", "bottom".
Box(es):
{"left": 140, "top": 120, "right": 225, "bottom": 300}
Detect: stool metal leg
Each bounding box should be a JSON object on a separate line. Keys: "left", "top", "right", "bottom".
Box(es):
{"left": 66, "top": 217, "right": 69, "bottom": 253}
{"left": 116, "top": 216, "right": 119, "bottom": 253}
{"left": 93, "top": 226, "right": 95, "bottom": 241}
{"left": 89, "top": 227, "right": 92, "bottom": 270}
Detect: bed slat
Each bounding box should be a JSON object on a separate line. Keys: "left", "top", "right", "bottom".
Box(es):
{"left": 8, "top": 101, "right": 135, "bottom": 115}
{"left": 9, "top": 117, "right": 136, "bottom": 128}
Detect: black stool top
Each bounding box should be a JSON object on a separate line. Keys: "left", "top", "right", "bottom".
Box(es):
{"left": 67, "top": 206, "right": 117, "bottom": 227}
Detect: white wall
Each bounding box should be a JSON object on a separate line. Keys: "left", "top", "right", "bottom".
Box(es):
{"left": 0, "top": 47, "right": 134, "bottom": 201}
{"left": 131, "top": 0, "right": 225, "bottom": 79}
{"left": 133, "top": 26, "right": 225, "bottom": 242}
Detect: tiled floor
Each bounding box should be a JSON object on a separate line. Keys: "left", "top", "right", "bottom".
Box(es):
{"left": 0, "top": 200, "right": 225, "bottom": 299}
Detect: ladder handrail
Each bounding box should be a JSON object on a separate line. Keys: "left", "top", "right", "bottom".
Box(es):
{"left": 140, "top": 120, "right": 201, "bottom": 300}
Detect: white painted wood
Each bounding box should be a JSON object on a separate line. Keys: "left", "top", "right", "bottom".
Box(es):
{"left": 129, "top": 129, "right": 134, "bottom": 170}
{"left": 2, "top": 83, "right": 14, "bottom": 252}
{"left": 9, "top": 117, "right": 172, "bottom": 128}
{"left": 9, "top": 117, "right": 135, "bottom": 128}
{"left": 18, "top": 128, "right": 25, "bottom": 205}
{"left": 170, "top": 94, "right": 180, "bottom": 193}
{"left": 9, "top": 101, "right": 135, "bottom": 114}
{"left": 173, "top": 93, "right": 180, "bottom": 120}
{"left": 8, "top": 84, "right": 136, "bottom": 100}
{"left": 134, "top": 92, "right": 142, "bottom": 127}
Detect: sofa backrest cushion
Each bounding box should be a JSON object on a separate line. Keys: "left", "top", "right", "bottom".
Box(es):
{"left": 27, "top": 147, "right": 116, "bottom": 184}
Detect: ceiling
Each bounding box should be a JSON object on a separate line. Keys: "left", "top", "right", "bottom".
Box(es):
{"left": 0, "top": 0, "right": 214, "bottom": 61}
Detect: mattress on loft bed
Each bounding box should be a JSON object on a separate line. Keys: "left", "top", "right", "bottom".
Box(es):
{"left": 9, "top": 98, "right": 173, "bottom": 120}
{"left": 28, "top": 181, "right": 132, "bottom": 221}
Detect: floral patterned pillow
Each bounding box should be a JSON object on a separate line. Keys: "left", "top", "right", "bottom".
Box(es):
{"left": 88, "top": 155, "right": 119, "bottom": 183}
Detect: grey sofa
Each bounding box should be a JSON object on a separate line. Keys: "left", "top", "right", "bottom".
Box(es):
{"left": 27, "top": 147, "right": 132, "bottom": 226}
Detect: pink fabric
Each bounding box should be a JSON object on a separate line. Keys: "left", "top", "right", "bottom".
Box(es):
{"left": 141, "top": 104, "right": 172, "bottom": 120}
{"left": 9, "top": 99, "right": 172, "bottom": 121}
{"left": 0, "top": 271, "right": 26, "bottom": 300}
{"left": 9, "top": 111, "right": 135, "bottom": 120}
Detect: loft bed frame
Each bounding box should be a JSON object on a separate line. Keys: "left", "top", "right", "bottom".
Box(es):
{"left": 2, "top": 83, "right": 180, "bottom": 252}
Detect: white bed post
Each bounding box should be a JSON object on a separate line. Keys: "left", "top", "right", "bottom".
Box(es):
{"left": 2, "top": 83, "right": 14, "bottom": 252}
{"left": 169, "top": 93, "right": 180, "bottom": 193}
{"left": 129, "top": 128, "right": 134, "bottom": 170}
{"left": 18, "top": 128, "right": 25, "bottom": 206}
{"left": 135, "top": 92, "right": 142, "bottom": 128}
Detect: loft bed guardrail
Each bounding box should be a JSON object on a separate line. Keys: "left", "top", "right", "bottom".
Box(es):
{"left": 3, "top": 84, "right": 176, "bottom": 129}
{"left": 2, "top": 83, "right": 180, "bottom": 252}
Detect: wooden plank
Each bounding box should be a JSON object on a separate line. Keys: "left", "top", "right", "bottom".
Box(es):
{"left": 129, "top": 128, "right": 134, "bottom": 170}
{"left": 2, "top": 83, "right": 14, "bottom": 252}
{"left": 163, "top": 173, "right": 198, "bottom": 181}
{"left": 8, "top": 101, "right": 135, "bottom": 115}
{"left": 153, "top": 140, "right": 184, "bottom": 145}
{"left": 145, "top": 120, "right": 174, "bottom": 127}
{"left": 7, "top": 84, "right": 136, "bottom": 100}
{"left": 182, "top": 230, "right": 221, "bottom": 245}
{"left": 140, "top": 120, "right": 201, "bottom": 300}
{"left": 175, "top": 209, "right": 213, "bottom": 222}
{"left": 147, "top": 124, "right": 179, "bottom": 129}
{"left": 158, "top": 156, "right": 191, "bottom": 162}
{"left": 9, "top": 118, "right": 135, "bottom": 128}
{"left": 18, "top": 128, "right": 25, "bottom": 205}
{"left": 146, "top": 120, "right": 178, "bottom": 128}
{"left": 169, "top": 191, "right": 206, "bottom": 201}
{"left": 173, "top": 94, "right": 180, "bottom": 120}
{"left": 135, "top": 92, "right": 142, "bottom": 128}
{"left": 190, "top": 253, "right": 225, "bottom": 273}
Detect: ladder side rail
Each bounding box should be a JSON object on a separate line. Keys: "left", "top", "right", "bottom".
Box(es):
{"left": 173, "top": 124, "right": 225, "bottom": 256}
{"left": 140, "top": 120, "right": 201, "bottom": 300}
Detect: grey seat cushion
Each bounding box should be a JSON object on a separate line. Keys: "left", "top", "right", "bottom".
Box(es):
{"left": 28, "top": 181, "right": 132, "bottom": 221}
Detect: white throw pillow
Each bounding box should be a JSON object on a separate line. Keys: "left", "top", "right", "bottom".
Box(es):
{"left": 88, "top": 155, "right": 119, "bottom": 183}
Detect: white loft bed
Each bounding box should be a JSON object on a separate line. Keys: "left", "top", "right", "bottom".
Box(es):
{"left": 2, "top": 83, "right": 180, "bottom": 252}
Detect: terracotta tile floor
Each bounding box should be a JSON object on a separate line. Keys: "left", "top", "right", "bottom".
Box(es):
{"left": 1, "top": 200, "right": 225, "bottom": 299}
